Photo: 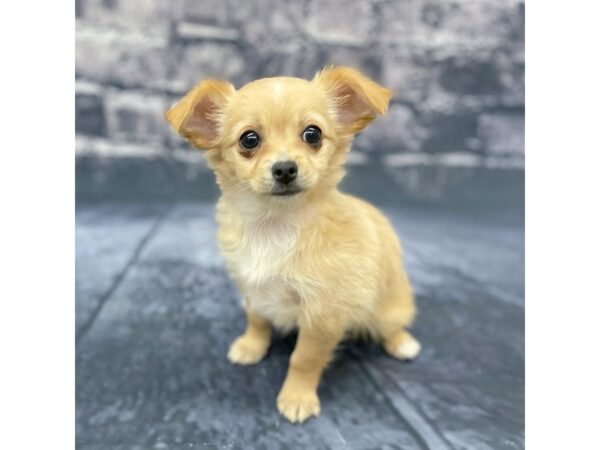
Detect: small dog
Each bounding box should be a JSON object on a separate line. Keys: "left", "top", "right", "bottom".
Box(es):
{"left": 165, "top": 66, "right": 420, "bottom": 423}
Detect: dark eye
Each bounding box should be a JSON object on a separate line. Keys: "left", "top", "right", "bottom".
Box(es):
{"left": 240, "top": 130, "right": 260, "bottom": 150}
{"left": 302, "top": 126, "right": 322, "bottom": 146}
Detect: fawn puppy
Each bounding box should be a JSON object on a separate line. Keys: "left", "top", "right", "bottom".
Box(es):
{"left": 165, "top": 66, "right": 420, "bottom": 423}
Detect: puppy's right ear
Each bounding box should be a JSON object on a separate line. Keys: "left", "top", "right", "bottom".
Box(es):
{"left": 165, "top": 80, "right": 235, "bottom": 149}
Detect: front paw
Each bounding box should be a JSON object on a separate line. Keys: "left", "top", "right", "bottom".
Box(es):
{"left": 277, "top": 387, "right": 320, "bottom": 423}
{"left": 227, "top": 335, "right": 268, "bottom": 365}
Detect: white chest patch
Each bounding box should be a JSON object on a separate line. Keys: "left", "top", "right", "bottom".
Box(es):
{"left": 221, "top": 214, "right": 302, "bottom": 330}
{"left": 245, "top": 277, "right": 300, "bottom": 332}
{"left": 229, "top": 215, "right": 299, "bottom": 287}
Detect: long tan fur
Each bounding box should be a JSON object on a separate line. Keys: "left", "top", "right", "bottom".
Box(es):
{"left": 165, "top": 66, "right": 420, "bottom": 424}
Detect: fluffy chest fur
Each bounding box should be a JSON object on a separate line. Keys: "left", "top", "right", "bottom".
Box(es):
{"left": 223, "top": 214, "right": 298, "bottom": 284}
{"left": 217, "top": 207, "right": 303, "bottom": 330}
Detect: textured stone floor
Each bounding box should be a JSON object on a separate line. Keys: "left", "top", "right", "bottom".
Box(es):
{"left": 76, "top": 201, "right": 524, "bottom": 450}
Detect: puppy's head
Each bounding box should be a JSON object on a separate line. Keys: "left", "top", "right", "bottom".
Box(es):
{"left": 165, "top": 66, "right": 391, "bottom": 203}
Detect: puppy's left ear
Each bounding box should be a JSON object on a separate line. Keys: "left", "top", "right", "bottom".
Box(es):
{"left": 314, "top": 66, "right": 392, "bottom": 134}
{"left": 165, "top": 79, "right": 235, "bottom": 149}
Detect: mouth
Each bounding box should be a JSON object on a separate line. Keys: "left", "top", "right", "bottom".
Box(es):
{"left": 269, "top": 186, "right": 303, "bottom": 197}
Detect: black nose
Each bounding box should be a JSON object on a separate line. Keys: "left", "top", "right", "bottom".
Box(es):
{"left": 272, "top": 161, "right": 298, "bottom": 185}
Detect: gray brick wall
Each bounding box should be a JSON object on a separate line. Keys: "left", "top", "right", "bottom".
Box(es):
{"left": 75, "top": 0, "right": 524, "bottom": 202}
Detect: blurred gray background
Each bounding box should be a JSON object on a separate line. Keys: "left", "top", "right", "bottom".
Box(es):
{"left": 76, "top": 2, "right": 525, "bottom": 447}
{"left": 75, "top": 0, "right": 524, "bottom": 205}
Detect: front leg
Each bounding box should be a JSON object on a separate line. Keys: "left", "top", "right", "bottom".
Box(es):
{"left": 277, "top": 323, "right": 343, "bottom": 423}
{"left": 227, "top": 308, "right": 272, "bottom": 365}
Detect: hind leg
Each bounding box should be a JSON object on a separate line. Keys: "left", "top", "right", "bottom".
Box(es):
{"left": 383, "top": 329, "right": 421, "bottom": 360}
{"left": 376, "top": 271, "right": 421, "bottom": 360}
